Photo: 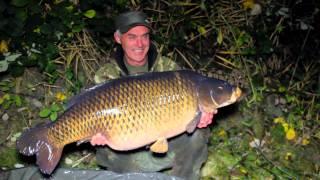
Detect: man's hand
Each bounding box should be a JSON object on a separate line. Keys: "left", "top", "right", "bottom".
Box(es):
{"left": 197, "top": 108, "right": 217, "bottom": 128}
{"left": 90, "top": 133, "right": 108, "bottom": 146}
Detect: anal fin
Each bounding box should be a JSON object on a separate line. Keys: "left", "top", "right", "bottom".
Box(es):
{"left": 150, "top": 138, "right": 168, "bottom": 153}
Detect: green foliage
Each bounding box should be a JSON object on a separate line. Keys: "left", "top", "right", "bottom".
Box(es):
{"left": 0, "top": 53, "right": 22, "bottom": 73}
{"left": 83, "top": 10, "right": 96, "bottom": 19}
{"left": 0, "top": 79, "right": 15, "bottom": 92}
{"left": 271, "top": 123, "right": 286, "bottom": 143}
{"left": 39, "top": 103, "right": 63, "bottom": 121}
{"left": 11, "top": 0, "right": 30, "bottom": 7}
{"left": 0, "top": 147, "right": 22, "bottom": 168}
{"left": 0, "top": 93, "right": 23, "bottom": 109}
{"left": 202, "top": 149, "right": 242, "bottom": 178}
{"left": 65, "top": 67, "right": 83, "bottom": 93}
{"left": 0, "top": 1, "right": 98, "bottom": 79}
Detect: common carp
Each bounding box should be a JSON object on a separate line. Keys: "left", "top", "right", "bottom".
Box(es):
{"left": 16, "top": 70, "right": 242, "bottom": 174}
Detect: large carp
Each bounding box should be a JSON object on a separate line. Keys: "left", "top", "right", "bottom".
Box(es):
{"left": 16, "top": 70, "right": 242, "bottom": 174}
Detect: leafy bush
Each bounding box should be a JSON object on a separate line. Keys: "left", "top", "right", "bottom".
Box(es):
{"left": 0, "top": 1, "right": 99, "bottom": 79}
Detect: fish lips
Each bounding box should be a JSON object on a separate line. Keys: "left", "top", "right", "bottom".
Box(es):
{"left": 211, "top": 86, "right": 242, "bottom": 108}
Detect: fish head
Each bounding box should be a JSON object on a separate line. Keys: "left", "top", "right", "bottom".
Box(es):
{"left": 198, "top": 78, "right": 242, "bottom": 111}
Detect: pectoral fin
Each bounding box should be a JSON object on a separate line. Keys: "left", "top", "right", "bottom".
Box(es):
{"left": 150, "top": 138, "right": 168, "bottom": 153}
{"left": 186, "top": 111, "right": 201, "bottom": 133}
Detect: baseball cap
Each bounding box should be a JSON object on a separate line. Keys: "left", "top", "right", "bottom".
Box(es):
{"left": 115, "top": 11, "right": 152, "bottom": 33}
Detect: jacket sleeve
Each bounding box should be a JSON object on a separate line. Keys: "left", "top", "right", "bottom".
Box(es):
{"left": 151, "top": 56, "right": 181, "bottom": 72}
{"left": 94, "top": 62, "right": 122, "bottom": 84}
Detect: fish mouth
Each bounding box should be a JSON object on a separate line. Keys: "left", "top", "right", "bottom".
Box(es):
{"left": 217, "top": 87, "right": 242, "bottom": 108}
{"left": 232, "top": 87, "right": 242, "bottom": 101}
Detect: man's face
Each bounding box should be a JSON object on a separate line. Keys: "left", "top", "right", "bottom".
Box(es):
{"left": 115, "top": 26, "right": 150, "bottom": 66}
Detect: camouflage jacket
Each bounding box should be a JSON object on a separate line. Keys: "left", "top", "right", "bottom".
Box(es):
{"left": 94, "top": 43, "right": 180, "bottom": 84}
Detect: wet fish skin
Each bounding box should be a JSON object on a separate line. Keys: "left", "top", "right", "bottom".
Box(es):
{"left": 16, "top": 70, "right": 241, "bottom": 174}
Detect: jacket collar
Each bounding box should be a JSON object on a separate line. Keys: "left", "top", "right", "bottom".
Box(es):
{"left": 114, "top": 43, "right": 158, "bottom": 75}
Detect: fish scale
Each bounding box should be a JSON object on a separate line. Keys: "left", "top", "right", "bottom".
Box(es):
{"left": 16, "top": 70, "right": 242, "bottom": 174}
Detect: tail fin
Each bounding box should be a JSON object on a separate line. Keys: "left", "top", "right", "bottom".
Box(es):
{"left": 16, "top": 123, "right": 63, "bottom": 174}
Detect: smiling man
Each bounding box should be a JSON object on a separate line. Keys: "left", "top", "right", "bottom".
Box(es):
{"left": 93, "top": 11, "right": 211, "bottom": 180}
{"left": 94, "top": 11, "right": 179, "bottom": 82}
{"left": 114, "top": 25, "right": 150, "bottom": 66}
